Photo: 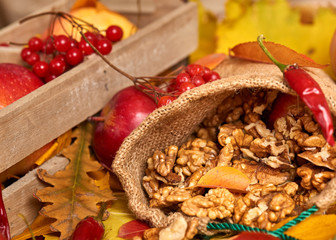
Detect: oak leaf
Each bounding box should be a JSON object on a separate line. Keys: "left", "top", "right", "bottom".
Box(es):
{"left": 229, "top": 41, "right": 327, "bottom": 68}
{"left": 196, "top": 166, "right": 250, "bottom": 192}
{"left": 35, "top": 122, "right": 115, "bottom": 240}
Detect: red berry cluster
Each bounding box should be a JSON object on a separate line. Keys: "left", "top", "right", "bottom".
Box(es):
{"left": 20, "top": 25, "right": 123, "bottom": 82}
{"left": 157, "top": 64, "right": 220, "bottom": 107}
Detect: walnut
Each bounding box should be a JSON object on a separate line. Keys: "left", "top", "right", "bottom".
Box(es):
{"left": 248, "top": 135, "right": 293, "bottom": 169}
{"left": 297, "top": 163, "right": 335, "bottom": 191}
{"left": 181, "top": 188, "right": 235, "bottom": 219}
{"left": 294, "top": 189, "right": 318, "bottom": 207}
{"left": 150, "top": 186, "right": 193, "bottom": 208}
{"left": 183, "top": 219, "right": 199, "bottom": 240}
{"left": 234, "top": 183, "right": 297, "bottom": 230}
{"left": 175, "top": 138, "right": 219, "bottom": 177}
{"left": 153, "top": 146, "right": 178, "bottom": 177}
{"left": 184, "top": 167, "right": 208, "bottom": 188}
{"left": 159, "top": 215, "right": 188, "bottom": 240}
{"left": 197, "top": 127, "right": 217, "bottom": 142}
{"left": 298, "top": 144, "right": 336, "bottom": 170}
{"left": 143, "top": 227, "right": 161, "bottom": 240}
{"left": 143, "top": 174, "right": 160, "bottom": 198}
{"left": 232, "top": 159, "right": 295, "bottom": 186}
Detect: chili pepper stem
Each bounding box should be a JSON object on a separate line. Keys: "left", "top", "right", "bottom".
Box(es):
{"left": 257, "top": 35, "right": 287, "bottom": 72}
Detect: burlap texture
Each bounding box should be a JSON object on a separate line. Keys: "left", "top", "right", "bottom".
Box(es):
{"left": 112, "top": 58, "right": 336, "bottom": 231}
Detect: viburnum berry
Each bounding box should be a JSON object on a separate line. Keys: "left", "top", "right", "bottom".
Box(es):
{"left": 175, "top": 72, "right": 191, "bottom": 87}
{"left": 33, "top": 61, "right": 49, "bottom": 78}
{"left": 158, "top": 96, "right": 176, "bottom": 107}
{"left": 191, "top": 75, "right": 205, "bottom": 87}
{"left": 21, "top": 48, "right": 33, "bottom": 61}
{"left": 42, "top": 37, "right": 54, "bottom": 54}
{"left": 83, "top": 32, "right": 98, "bottom": 46}
{"left": 49, "top": 58, "right": 66, "bottom": 76}
{"left": 185, "top": 64, "right": 204, "bottom": 77}
{"left": 25, "top": 52, "right": 40, "bottom": 66}
{"left": 96, "top": 38, "right": 112, "bottom": 55}
{"left": 54, "top": 35, "right": 71, "bottom": 53}
{"left": 69, "top": 38, "right": 79, "bottom": 48}
{"left": 178, "top": 82, "right": 195, "bottom": 93}
{"left": 28, "top": 36, "right": 43, "bottom": 52}
{"left": 44, "top": 74, "right": 57, "bottom": 83}
{"left": 203, "top": 71, "right": 220, "bottom": 82}
{"left": 66, "top": 47, "right": 84, "bottom": 66}
{"left": 106, "top": 25, "right": 123, "bottom": 42}
{"left": 79, "top": 38, "right": 94, "bottom": 55}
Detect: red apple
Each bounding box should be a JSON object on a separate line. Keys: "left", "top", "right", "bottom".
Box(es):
{"left": 0, "top": 63, "right": 50, "bottom": 183}
{"left": 92, "top": 86, "right": 157, "bottom": 170}
{"left": 267, "top": 93, "right": 299, "bottom": 129}
{"left": 0, "top": 63, "right": 44, "bottom": 109}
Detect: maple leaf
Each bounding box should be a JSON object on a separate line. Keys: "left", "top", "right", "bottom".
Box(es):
{"left": 216, "top": 0, "right": 336, "bottom": 76}
{"left": 35, "top": 122, "right": 116, "bottom": 240}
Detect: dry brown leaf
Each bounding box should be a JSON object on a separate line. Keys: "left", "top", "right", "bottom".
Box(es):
{"left": 35, "top": 122, "right": 115, "bottom": 240}
{"left": 229, "top": 41, "right": 327, "bottom": 69}
{"left": 196, "top": 166, "right": 251, "bottom": 192}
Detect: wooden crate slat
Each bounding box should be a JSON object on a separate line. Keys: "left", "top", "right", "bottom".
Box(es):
{"left": 0, "top": 1, "right": 197, "bottom": 174}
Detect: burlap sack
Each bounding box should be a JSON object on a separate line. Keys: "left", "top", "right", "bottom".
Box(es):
{"left": 112, "top": 57, "right": 336, "bottom": 232}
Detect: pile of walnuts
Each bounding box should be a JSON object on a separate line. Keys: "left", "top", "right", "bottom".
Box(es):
{"left": 141, "top": 89, "right": 336, "bottom": 239}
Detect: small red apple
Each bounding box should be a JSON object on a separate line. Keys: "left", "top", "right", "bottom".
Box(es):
{"left": 0, "top": 63, "right": 44, "bottom": 109}
{"left": 267, "top": 93, "right": 300, "bottom": 129}
{"left": 92, "top": 86, "right": 157, "bottom": 170}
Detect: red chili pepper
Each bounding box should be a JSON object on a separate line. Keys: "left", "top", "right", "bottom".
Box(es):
{"left": 70, "top": 204, "right": 105, "bottom": 240}
{"left": 0, "top": 189, "right": 10, "bottom": 240}
{"left": 70, "top": 216, "right": 104, "bottom": 240}
{"left": 258, "top": 35, "right": 335, "bottom": 146}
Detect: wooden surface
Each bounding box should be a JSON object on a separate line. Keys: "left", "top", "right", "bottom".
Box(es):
{"left": 0, "top": 1, "right": 197, "bottom": 236}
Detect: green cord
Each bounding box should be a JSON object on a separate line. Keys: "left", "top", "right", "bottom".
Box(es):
{"left": 207, "top": 205, "right": 319, "bottom": 240}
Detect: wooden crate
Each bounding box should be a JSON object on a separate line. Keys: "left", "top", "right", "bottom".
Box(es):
{"left": 0, "top": 0, "right": 198, "bottom": 236}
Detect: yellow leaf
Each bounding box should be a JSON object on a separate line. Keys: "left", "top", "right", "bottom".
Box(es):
{"left": 275, "top": 214, "right": 336, "bottom": 240}
{"left": 196, "top": 166, "right": 251, "bottom": 192}
{"left": 216, "top": 0, "right": 336, "bottom": 76}
{"left": 103, "top": 192, "right": 137, "bottom": 240}
{"left": 189, "top": 0, "right": 218, "bottom": 63}
{"left": 35, "top": 122, "right": 116, "bottom": 240}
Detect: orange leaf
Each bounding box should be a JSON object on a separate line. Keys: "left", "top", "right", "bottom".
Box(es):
{"left": 196, "top": 166, "right": 250, "bottom": 192}
{"left": 229, "top": 41, "right": 327, "bottom": 69}
{"left": 71, "top": 0, "right": 97, "bottom": 11}
{"left": 194, "top": 53, "right": 228, "bottom": 70}
{"left": 234, "top": 232, "right": 280, "bottom": 240}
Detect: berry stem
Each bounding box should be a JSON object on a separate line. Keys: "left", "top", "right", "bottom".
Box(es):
{"left": 257, "top": 35, "right": 287, "bottom": 72}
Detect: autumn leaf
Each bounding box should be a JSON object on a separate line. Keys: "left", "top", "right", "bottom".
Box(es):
{"left": 194, "top": 53, "right": 227, "bottom": 70}
{"left": 118, "top": 220, "right": 150, "bottom": 239}
{"left": 216, "top": 0, "right": 336, "bottom": 76}
{"left": 35, "top": 122, "right": 115, "bottom": 240}
{"left": 102, "top": 192, "right": 137, "bottom": 240}
{"left": 12, "top": 214, "right": 56, "bottom": 240}
{"left": 196, "top": 166, "right": 250, "bottom": 192}
{"left": 272, "top": 214, "right": 336, "bottom": 240}
{"left": 233, "top": 232, "right": 280, "bottom": 240}
{"left": 230, "top": 41, "right": 327, "bottom": 68}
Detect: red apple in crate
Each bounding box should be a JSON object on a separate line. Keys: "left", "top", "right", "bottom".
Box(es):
{"left": 92, "top": 86, "right": 157, "bottom": 169}
{"left": 0, "top": 63, "right": 54, "bottom": 183}
{"left": 0, "top": 63, "right": 44, "bottom": 109}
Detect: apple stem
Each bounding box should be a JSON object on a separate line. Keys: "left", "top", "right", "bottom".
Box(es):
{"left": 257, "top": 35, "right": 287, "bottom": 72}
{"left": 88, "top": 116, "right": 105, "bottom": 122}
